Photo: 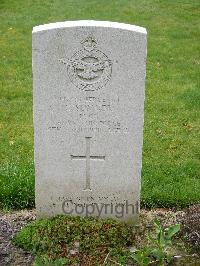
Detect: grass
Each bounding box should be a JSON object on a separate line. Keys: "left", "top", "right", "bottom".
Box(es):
{"left": 13, "top": 215, "right": 135, "bottom": 265}
{"left": 13, "top": 214, "right": 183, "bottom": 265}
{"left": 0, "top": 0, "right": 200, "bottom": 210}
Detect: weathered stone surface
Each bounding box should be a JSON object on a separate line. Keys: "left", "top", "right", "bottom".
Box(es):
{"left": 33, "top": 20, "right": 147, "bottom": 221}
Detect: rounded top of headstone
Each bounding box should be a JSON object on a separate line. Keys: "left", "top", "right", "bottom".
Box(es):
{"left": 32, "top": 20, "right": 147, "bottom": 35}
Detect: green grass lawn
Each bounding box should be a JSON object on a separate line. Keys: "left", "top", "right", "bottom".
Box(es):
{"left": 0, "top": 0, "right": 199, "bottom": 210}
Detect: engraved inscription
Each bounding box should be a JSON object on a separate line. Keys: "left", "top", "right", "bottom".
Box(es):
{"left": 71, "top": 137, "right": 105, "bottom": 190}
{"left": 59, "top": 36, "right": 112, "bottom": 91}
{"left": 47, "top": 95, "right": 129, "bottom": 134}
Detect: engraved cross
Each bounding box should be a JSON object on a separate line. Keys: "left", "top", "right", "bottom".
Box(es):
{"left": 71, "top": 137, "right": 105, "bottom": 190}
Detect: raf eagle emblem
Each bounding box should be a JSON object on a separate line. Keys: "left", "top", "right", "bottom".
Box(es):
{"left": 59, "top": 36, "right": 112, "bottom": 91}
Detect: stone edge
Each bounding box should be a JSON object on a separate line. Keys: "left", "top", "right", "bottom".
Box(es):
{"left": 32, "top": 20, "right": 147, "bottom": 34}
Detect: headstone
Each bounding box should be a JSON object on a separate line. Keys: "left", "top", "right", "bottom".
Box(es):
{"left": 33, "top": 20, "right": 147, "bottom": 222}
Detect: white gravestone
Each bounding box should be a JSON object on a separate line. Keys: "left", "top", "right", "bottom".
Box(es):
{"left": 33, "top": 21, "right": 147, "bottom": 222}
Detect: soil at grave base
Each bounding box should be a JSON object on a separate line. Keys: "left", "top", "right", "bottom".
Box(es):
{"left": 0, "top": 205, "right": 199, "bottom": 266}
{"left": 0, "top": 210, "right": 35, "bottom": 266}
